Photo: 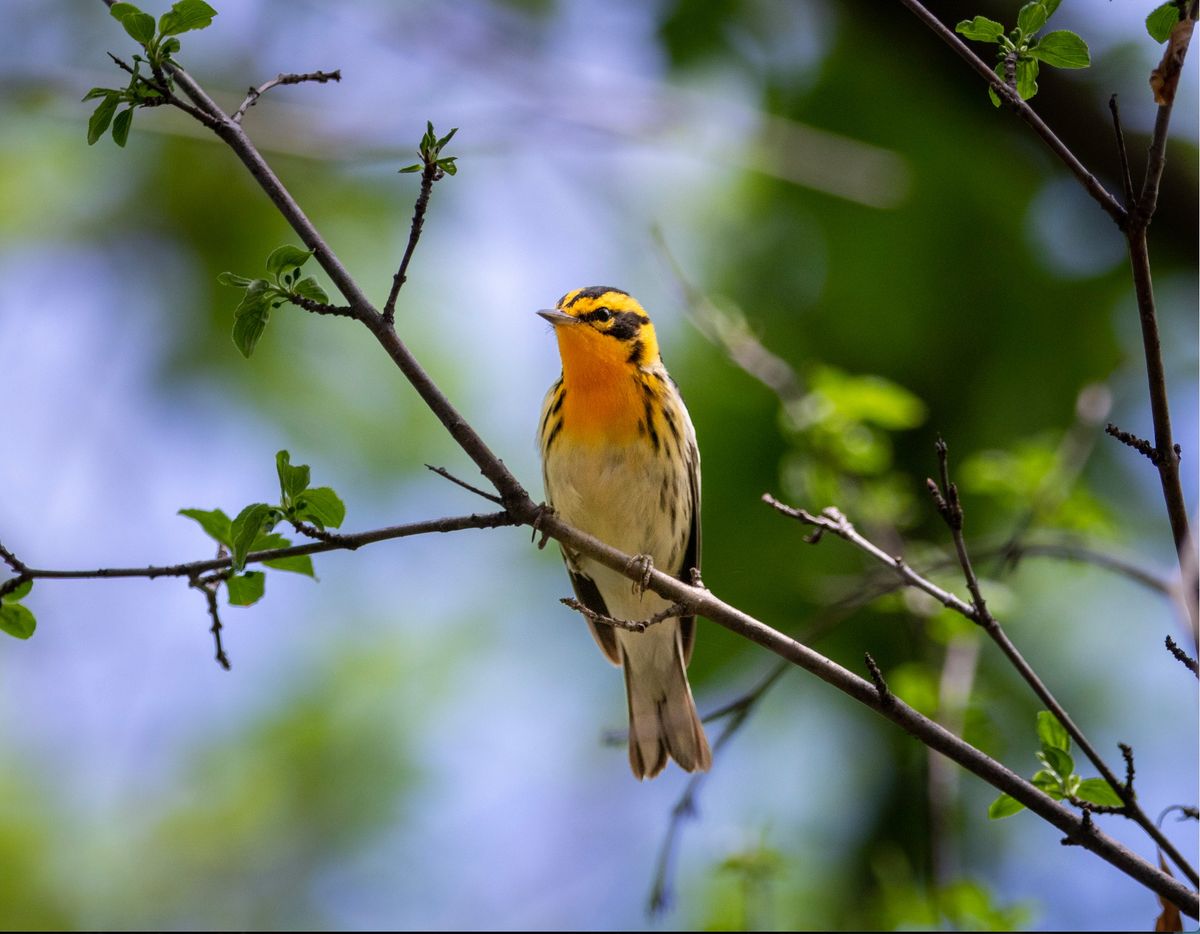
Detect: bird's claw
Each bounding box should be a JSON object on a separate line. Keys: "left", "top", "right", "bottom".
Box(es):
{"left": 626, "top": 553, "right": 654, "bottom": 597}
{"left": 531, "top": 503, "right": 555, "bottom": 550}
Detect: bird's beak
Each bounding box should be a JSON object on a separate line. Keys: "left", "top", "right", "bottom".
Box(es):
{"left": 537, "top": 308, "right": 577, "bottom": 327}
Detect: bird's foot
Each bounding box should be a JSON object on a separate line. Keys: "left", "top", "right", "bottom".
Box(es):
{"left": 531, "top": 503, "right": 555, "bottom": 550}
{"left": 626, "top": 553, "right": 654, "bottom": 597}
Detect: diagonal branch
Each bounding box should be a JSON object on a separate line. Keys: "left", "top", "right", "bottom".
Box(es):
{"left": 897, "top": 0, "right": 1127, "bottom": 225}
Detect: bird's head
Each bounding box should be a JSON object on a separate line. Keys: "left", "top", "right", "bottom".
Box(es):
{"left": 538, "top": 286, "right": 660, "bottom": 372}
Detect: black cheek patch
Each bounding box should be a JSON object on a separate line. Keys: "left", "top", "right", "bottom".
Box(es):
{"left": 607, "top": 311, "right": 643, "bottom": 341}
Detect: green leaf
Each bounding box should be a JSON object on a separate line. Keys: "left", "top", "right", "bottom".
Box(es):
{"left": 87, "top": 94, "right": 120, "bottom": 146}
{"left": 230, "top": 503, "right": 276, "bottom": 571}
{"left": 438, "top": 158, "right": 458, "bottom": 176}
{"left": 178, "top": 507, "right": 233, "bottom": 547}
{"left": 108, "top": 2, "right": 145, "bottom": 22}
{"left": 161, "top": 36, "right": 182, "bottom": 56}
{"left": 294, "top": 487, "right": 345, "bottom": 529}
{"left": 111, "top": 108, "right": 134, "bottom": 147}
{"left": 226, "top": 571, "right": 265, "bottom": 607}
{"left": 398, "top": 164, "right": 422, "bottom": 173}
{"left": 263, "top": 553, "right": 315, "bottom": 577}
{"left": 82, "top": 86, "right": 116, "bottom": 102}
{"left": 158, "top": 0, "right": 218, "bottom": 36}
{"left": 1016, "top": 2, "right": 1048, "bottom": 38}
{"left": 435, "top": 126, "right": 458, "bottom": 151}
{"left": 265, "top": 245, "right": 313, "bottom": 276}
{"left": 232, "top": 310, "right": 270, "bottom": 358}
{"left": 1015, "top": 57, "right": 1039, "bottom": 99}
{"left": 276, "top": 450, "right": 311, "bottom": 502}
{"left": 955, "top": 16, "right": 1005, "bottom": 42}
{"left": 1040, "top": 0, "right": 1062, "bottom": 17}
{"left": 988, "top": 793, "right": 1026, "bottom": 819}
{"left": 1037, "top": 746, "right": 1074, "bottom": 779}
{"left": 118, "top": 9, "right": 156, "bottom": 44}
{"left": 231, "top": 281, "right": 275, "bottom": 358}
{"left": 806, "top": 365, "right": 927, "bottom": 431}
{"left": 2, "top": 580, "right": 32, "bottom": 603}
{"left": 291, "top": 277, "right": 329, "bottom": 304}
{"left": 1031, "top": 769, "right": 1065, "bottom": 799}
{"left": 1075, "top": 777, "right": 1124, "bottom": 808}
{"left": 216, "top": 271, "right": 253, "bottom": 288}
{"left": 1029, "top": 30, "right": 1090, "bottom": 68}
{"left": 246, "top": 531, "right": 313, "bottom": 576}
{"left": 1036, "top": 710, "right": 1070, "bottom": 752}
{"left": 0, "top": 604, "right": 36, "bottom": 640}
{"left": 1147, "top": 3, "right": 1181, "bottom": 42}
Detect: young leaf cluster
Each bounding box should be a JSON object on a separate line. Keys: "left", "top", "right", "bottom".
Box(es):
{"left": 178, "top": 450, "right": 346, "bottom": 607}
{"left": 218, "top": 246, "right": 330, "bottom": 358}
{"left": 0, "top": 580, "right": 35, "bottom": 641}
{"left": 83, "top": 0, "right": 218, "bottom": 146}
{"left": 398, "top": 121, "right": 459, "bottom": 177}
{"left": 955, "top": 1, "right": 1090, "bottom": 107}
{"left": 988, "top": 711, "right": 1124, "bottom": 818}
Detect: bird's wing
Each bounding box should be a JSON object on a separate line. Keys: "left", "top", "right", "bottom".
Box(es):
{"left": 567, "top": 563, "right": 623, "bottom": 665}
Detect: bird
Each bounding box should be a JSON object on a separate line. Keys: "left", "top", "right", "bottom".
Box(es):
{"left": 537, "top": 285, "right": 712, "bottom": 779}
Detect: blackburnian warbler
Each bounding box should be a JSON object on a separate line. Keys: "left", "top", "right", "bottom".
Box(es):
{"left": 538, "top": 286, "right": 712, "bottom": 779}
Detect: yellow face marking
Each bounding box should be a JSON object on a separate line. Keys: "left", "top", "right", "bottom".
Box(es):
{"left": 546, "top": 288, "right": 663, "bottom": 445}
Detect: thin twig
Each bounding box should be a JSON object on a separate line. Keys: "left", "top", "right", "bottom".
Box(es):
{"left": 1106, "top": 422, "right": 1172, "bottom": 466}
{"left": 6, "top": 511, "right": 518, "bottom": 585}
{"left": 1165, "top": 635, "right": 1200, "bottom": 677}
{"left": 287, "top": 294, "right": 355, "bottom": 318}
{"left": 232, "top": 69, "right": 341, "bottom": 124}
{"left": 190, "top": 576, "right": 230, "bottom": 670}
{"left": 1108, "top": 95, "right": 1136, "bottom": 210}
{"left": 382, "top": 160, "right": 438, "bottom": 325}
{"left": 559, "top": 597, "right": 686, "bottom": 634}
{"left": 425, "top": 464, "right": 504, "bottom": 505}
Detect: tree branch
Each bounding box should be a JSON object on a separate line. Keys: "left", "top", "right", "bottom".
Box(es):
{"left": 1, "top": 511, "right": 518, "bottom": 589}
{"left": 232, "top": 69, "right": 341, "bottom": 124}
{"left": 383, "top": 159, "right": 437, "bottom": 326}
{"left": 897, "top": 0, "right": 1127, "bottom": 225}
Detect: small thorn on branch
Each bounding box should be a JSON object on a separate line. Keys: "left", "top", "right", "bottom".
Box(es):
{"left": 1165, "top": 635, "right": 1200, "bottom": 677}
{"left": 864, "top": 652, "right": 892, "bottom": 708}
{"left": 929, "top": 437, "right": 963, "bottom": 530}
{"left": 1061, "top": 807, "right": 1095, "bottom": 846}
{"left": 1119, "top": 742, "right": 1137, "bottom": 801}
{"left": 1105, "top": 422, "right": 1173, "bottom": 466}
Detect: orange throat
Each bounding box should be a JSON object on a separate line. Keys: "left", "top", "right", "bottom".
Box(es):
{"left": 555, "top": 330, "right": 648, "bottom": 446}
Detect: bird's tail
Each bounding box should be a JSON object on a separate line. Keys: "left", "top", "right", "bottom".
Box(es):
{"left": 622, "top": 626, "right": 712, "bottom": 779}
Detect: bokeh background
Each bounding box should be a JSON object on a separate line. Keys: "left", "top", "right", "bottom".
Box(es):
{"left": 1, "top": 1, "right": 1197, "bottom": 929}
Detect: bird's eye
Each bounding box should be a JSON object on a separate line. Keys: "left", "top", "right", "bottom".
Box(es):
{"left": 592, "top": 307, "right": 612, "bottom": 323}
